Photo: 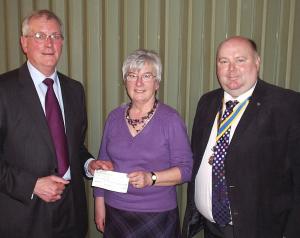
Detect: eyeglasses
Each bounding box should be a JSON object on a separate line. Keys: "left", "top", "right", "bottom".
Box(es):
{"left": 126, "top": 73, "right": 156, "bottom": 82}
{"left": 25, "top": 32, "right": 64, "bottom": 42}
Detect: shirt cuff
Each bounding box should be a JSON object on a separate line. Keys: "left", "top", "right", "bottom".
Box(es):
{"left": 84, "top": 158, "right": 95, "bottom": 178}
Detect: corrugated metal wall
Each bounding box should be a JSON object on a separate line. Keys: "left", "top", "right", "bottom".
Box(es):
{"left": 1, "top": 1, "right": 299, "bottom": 237}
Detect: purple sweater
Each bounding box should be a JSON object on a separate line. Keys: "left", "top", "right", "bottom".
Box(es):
{"left": 94, "top": 102, "right": 193, "bottom": 212}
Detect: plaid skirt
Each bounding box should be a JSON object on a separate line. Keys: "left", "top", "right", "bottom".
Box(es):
{"left": 103, "top": 204, "right": 181, "bottom": 238}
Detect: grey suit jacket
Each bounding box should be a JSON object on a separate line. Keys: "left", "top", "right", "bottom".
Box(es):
{"left": 182, "top": 79, "right": 300, "bottom": 238}
{"left": 0, "top": 64, "right": 92, "bottom": 238}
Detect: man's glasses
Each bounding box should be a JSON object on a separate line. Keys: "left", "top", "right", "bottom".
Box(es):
{"left": 126, "top": 73, "right": 156, "bottom": 82}
{"left": 25, "top": 32, "right": 64, "bottom": 42}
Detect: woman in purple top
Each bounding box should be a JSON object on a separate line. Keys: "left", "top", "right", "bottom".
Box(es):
{"left": 94, "top": 49, "right": 193, "bottom": 238}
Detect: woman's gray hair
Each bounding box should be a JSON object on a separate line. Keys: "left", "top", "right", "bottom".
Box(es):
{"left": 122, "top": 49, "right": 162, "bottom": 82}
{"left": 22, "top": 9, "right": 63, "bottom": 36}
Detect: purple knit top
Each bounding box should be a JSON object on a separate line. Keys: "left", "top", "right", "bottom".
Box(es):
{"left": 94, "top": 102, "right": 193, "bottom": 212}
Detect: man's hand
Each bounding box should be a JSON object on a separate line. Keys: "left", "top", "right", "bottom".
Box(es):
{"left": 88, "top": 160, "right": 114, "bottom": 176}
{"left": 33, "top": 175, "right": 70, "bottom": 202}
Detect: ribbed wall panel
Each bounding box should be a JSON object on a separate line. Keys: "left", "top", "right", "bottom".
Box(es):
{"left": 1, "top": 1, "right": 299, "bottom": 237}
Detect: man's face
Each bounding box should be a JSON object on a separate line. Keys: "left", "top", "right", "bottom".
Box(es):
{"left": 20, "top": 16, "right": 63, "bottom": 76}
{"left": 216, "top": 38, "right": 260, "bottom": 97}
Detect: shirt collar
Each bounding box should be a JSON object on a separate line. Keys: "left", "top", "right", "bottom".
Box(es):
{"left": 27, "top": 61, "right": 58, "bottom": 85}
{"left": 223, "top": 82, "right": 257, "bottom": 105}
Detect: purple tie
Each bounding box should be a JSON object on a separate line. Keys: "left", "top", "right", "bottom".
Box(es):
{"left": 212, "top": 100, "right": 239, "bottom": 226}
{"left": 43, "top": 78, "right": 69, "bottom": 177}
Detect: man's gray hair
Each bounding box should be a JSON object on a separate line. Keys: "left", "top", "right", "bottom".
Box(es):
{"left": 22, "top": 9, "right": 63, "bottom": 36}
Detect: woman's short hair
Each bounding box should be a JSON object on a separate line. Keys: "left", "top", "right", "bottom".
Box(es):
{"left": 122, "top": 49, "right": 162, "bottom": 82}
{"left": 22, "top": 9, "right": 63, "bottom": 36}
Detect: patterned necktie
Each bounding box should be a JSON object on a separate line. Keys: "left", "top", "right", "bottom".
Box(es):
{"left": 212, "top": 100, "right": 239, "bottom": 226}
{"left": 43, "top": 78, "right": 69, "bottom": 177}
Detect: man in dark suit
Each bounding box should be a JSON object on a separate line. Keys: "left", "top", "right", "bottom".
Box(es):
{"left": 182, "top": 36, "right": 300, "bottom": 238}
{"left": 0, "top": 9, "right": 112, "bottom": 238}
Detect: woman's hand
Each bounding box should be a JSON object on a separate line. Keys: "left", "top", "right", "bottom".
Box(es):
{"left": 95, "top": 197, "right": 106, "bottom": 233}
{"left": 128, "top": 171, "right": 152, "bottom": 188}
{"left": 128, "top": 167, "right": 182, "bottom": 188}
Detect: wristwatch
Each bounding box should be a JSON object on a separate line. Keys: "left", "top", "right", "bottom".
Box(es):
{"left": 151, "top": 172, "right": 157, "bottom": 186}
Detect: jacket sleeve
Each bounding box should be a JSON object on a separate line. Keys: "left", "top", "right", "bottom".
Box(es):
{"left": 0, "top": 88, "right": 37, "bottom": 204}
{"left": 285, "top": 93, "right": 300, "bottom": 237}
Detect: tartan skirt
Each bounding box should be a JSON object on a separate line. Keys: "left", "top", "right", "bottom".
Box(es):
{"left": 103, "top": 204, "right": 181, "bottom": 238}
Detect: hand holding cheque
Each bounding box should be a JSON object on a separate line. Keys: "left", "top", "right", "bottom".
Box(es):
{"left": 92, "top": 170, "right": 129, "bottom": 193}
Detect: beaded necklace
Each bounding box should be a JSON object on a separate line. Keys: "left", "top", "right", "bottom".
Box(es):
{"left": 126, "top": 99, "right": 158, "bottom": 133}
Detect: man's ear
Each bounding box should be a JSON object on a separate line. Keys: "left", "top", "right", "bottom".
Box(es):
{"left": 255, "top": 55, "right": 261, "bottom": 71}
{"left": 20, "top": 36, "right": 28, "bottom": 54}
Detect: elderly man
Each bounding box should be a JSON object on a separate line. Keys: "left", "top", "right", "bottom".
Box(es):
{"left": 0, "top": 9, "right": 112, "bottom": 238}
{"left": 183, "top": 36, "right": 300, "bottom": 238}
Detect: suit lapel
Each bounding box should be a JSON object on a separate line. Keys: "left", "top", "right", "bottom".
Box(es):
{"left": 193, "top": 90, "right": 223, "bottom": 171}
{"left": 18, "top": 64, "right": 56, "bottom": 157}
{"left": 201, "top": 92, "right": 223, "bottom": 153}
{"left": 58, "top": 74, "right": 75, "bottom": 164}
{"left": 227, "top": 80, "right": 266, "bottom": 158}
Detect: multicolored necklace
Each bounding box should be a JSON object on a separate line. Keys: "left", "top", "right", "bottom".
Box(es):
{"left": 126, "top": 99, "right": 158, "bottom": 133}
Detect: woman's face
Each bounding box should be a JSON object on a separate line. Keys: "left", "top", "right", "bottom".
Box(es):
{"left": 125, "top": 63, "right": 159, "bottom": 105}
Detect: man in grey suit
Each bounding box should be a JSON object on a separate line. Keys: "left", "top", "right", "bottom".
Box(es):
{"left": 183, "top": 36, "right": 300, "bottom": 238}
{"left": 0, "top": 9, "right": 112, "bottom": 238}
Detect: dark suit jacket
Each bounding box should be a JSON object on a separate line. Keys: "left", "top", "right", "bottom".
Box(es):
{"left": 183, "top": 79, "right": 300, "bottom": 238}
{"left": 0, "top": 64, "right": 93, "bottom": 238}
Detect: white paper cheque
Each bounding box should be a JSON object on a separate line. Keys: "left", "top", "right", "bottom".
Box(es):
{"left": 92, "top": 170, "right": 129, "bottom": 193}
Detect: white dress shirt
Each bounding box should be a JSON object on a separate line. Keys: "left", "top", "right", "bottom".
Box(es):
{"left": 194, "top": 84, "right": 256, "bottom": 223}
{"left": 27, "top": 61, "right": 71, "bottom": 180}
